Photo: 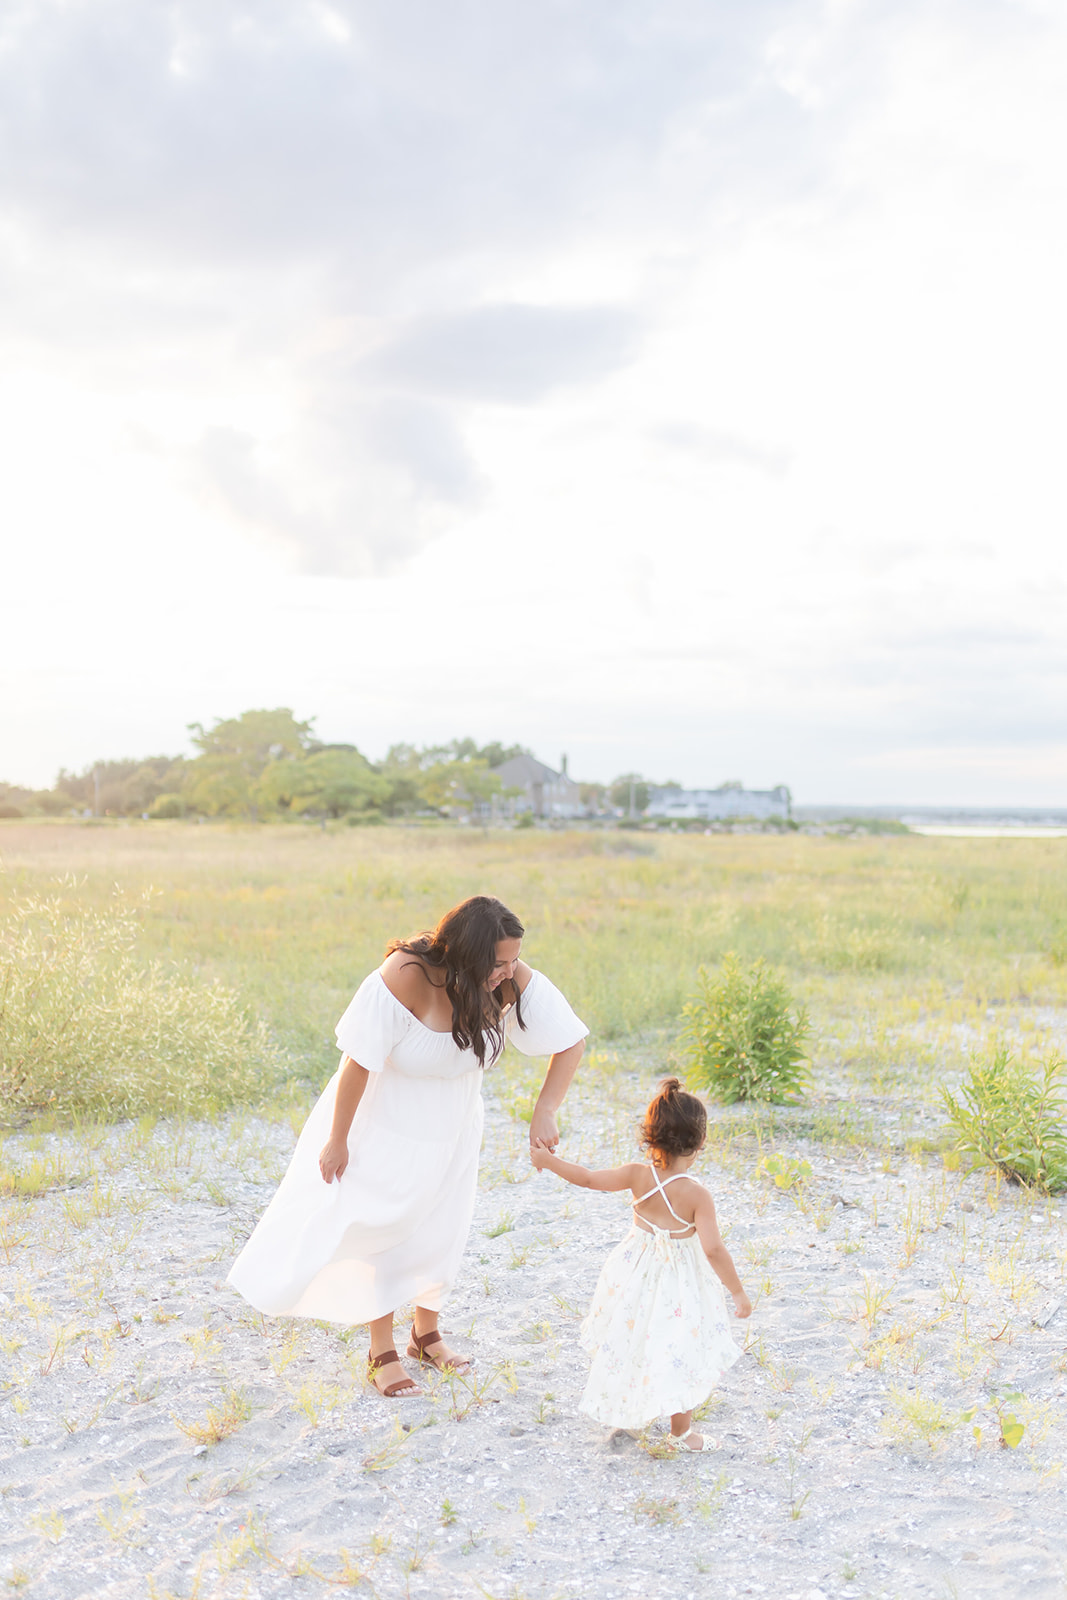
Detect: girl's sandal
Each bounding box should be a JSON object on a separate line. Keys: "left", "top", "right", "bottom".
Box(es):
{"left": 669, "top": 1427, "right": 709, "bottom": 1453}
{"left": 406, "top": 1325, "right": 472, "bottom": 1375}
{"left": 368, "top": 1349, "right": 421, "bottom": 1398}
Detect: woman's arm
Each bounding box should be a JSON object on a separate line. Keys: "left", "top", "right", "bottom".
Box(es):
{"left": 318, "top": 1056, "right": 370, "bottom": 1183}
{"left": 692, "top": 1190, "right": 751, "bottom": 1316}
{"left": 531, "top": 1149, "right": 639, "bottom": 1192}
{"left": 529, "top": 1039, "right": 584, "bottom": 1151}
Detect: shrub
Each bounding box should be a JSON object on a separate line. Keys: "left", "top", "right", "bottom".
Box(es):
{"left": 148, "top": 793, "right": 186, "bottom": 819}
{"left": 0, "top": 886, "right": 279, "bottom": 1120}
{"left": 941, "top": 1046, "right": 1067, "bottom": 1194}
{"left": 680, "top": 955, "right": 810, "bottom": 1104}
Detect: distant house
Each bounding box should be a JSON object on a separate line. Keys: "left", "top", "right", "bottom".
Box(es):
{"left": 491, "top": 753, "right": 583, "bottom": 819}
{"left": 646, "top": 781, "right": 791, "bottom": 822}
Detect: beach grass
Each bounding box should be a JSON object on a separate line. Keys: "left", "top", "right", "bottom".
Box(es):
{"left": 2, "top": 819, "right": 1067, "bottom": 1121}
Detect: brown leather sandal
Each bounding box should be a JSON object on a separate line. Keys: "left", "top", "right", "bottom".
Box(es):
{"left": 368, "top": 1348, "right": 421, "bottom": 1398}
{"left": 406, "top": 1325, "right": 471, "bottom": 1374}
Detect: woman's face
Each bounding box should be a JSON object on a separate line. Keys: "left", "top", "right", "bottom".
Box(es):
{"left": 487, "top": 937, "right": 522, "bottom": 990}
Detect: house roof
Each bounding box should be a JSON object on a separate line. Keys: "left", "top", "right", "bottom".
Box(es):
{"left": 492, "top": 753, "right": 569, "bottom": 786}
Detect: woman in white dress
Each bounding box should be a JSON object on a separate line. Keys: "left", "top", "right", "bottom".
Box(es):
{"left": 227, "top": 896, "right": 587, "bottom": 1397}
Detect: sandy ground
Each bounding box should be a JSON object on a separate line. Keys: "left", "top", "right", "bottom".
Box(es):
{"left": 1, "top": 1064, "right": 1065, "bottom": 1600}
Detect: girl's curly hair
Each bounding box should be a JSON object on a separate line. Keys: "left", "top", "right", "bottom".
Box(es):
{"left": 640, "top": 1076, "right": 707, "bottom": 1163}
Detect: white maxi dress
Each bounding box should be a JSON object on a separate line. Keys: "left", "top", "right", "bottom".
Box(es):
{"left": 227, "top": 968, "right": 587, "bottom": 1325}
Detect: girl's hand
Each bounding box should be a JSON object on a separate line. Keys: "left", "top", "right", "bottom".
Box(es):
{"left": 732, "top": 1291, "right": 752, "bottom": 1320}
{"left": 529, "top": 1106, "right": 560, "bottom": 1152}
{"left": 530, "top": 1144, "right": 554, "bottom": 1172}
{"left": 318, "top": 1138, "right": 349, "bottom": 1184}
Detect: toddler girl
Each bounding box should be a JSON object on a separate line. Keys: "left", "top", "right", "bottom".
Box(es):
{"left": 532, "top": 1077, "right": 750, "bottom": 1450}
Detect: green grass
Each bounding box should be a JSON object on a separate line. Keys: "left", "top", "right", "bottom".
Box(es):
{"left": 3, "top": 821, "right": 1067, "bottom": 1118}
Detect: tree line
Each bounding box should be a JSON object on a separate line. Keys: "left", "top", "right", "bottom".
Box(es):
{"left": 0, "top": 708, "right": 658, "bottom": 822}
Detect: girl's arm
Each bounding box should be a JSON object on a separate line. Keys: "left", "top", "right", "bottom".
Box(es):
{"left": 319, "top": 1056, "right": 370, "bottom": 1183}
{"left": 531, "top": 1148, "right": 640, "bottom": 1193}
{"left": 692, "top": 1190, "right": 752, "bottom": 1318}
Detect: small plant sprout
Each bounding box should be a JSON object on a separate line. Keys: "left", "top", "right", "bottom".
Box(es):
{"left": 882, "top": 1386, "right": 959, "bottom": 1450}
{"left": 785, "top": 1451, "right": 810, "bottom": 1520}
{"left": 483, "top": 1211, "right": 515, "bottom": 1238}
{"left": 27, "top": 1508, "right": 65, "bottom": 1544}
{"left": 173, "top": 1386, "right": 253, "bottom": 1448}
{"left": 986, "top": 1389, "right": 1027, "bottom": 1449}
{"left": 851, "top": 1273, "right": 893, "bottom": 1338}
{"left": 755, "top": 1152, "right": 813, "bottom": 1192}
{"left": 632, "top": 1495, "right": 681, "bottom": 1526}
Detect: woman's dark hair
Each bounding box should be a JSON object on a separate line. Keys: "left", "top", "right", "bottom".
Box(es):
{"left": 640, "top": 1077, "right": 707, "bottom": 1163}
{"left": 387, "top": 896, "right": 526, "bottom": 1067}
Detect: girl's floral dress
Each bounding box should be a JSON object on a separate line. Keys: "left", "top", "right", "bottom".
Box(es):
{"left": 579, "top": 1174, "right": 740, "bottom": 1428}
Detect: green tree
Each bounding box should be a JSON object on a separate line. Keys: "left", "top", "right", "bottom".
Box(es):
{"left": 419, "top": 757, "right": 502, "bottom": 815}
{"left": 609, "top": 774, "right": 650, "bottom": 815}
{"left": 481, "top": 741, "right": 530, "bottom": 768}
{"left": 53, "top": 756, "right": 188, "bottom": 816}
{"left": 184, "top": 708, "right": 315, "bottom": 817}
{"left": 258, "top": 749, "right": 389, "bottom": 818}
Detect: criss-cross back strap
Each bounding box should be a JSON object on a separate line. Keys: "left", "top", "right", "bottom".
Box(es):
{"left": 632, "top": 1167, "right": 695, "bottom": 1235}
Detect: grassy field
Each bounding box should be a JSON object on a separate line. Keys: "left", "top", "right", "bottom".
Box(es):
{"left": 3, "top": 819, "right": 1067, "bottom": 1123}
{"left": 2, "top": 822, "right": 1067, "bottom": 1597}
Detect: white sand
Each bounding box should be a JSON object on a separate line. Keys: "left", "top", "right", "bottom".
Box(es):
{"left": 1, "top": 1065, "right": 1065, "bottom": 1599}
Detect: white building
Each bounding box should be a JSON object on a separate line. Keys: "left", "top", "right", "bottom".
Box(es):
{"left": 491, "top": 754, "right": 583, "bottom": 819}
{"left": 646, "top": 781, "right": 791, "bottom": 822}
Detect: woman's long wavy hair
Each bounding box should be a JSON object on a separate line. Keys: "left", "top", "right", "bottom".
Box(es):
{"left": 387, "top": 896, "right": 526, "bottom": 1067}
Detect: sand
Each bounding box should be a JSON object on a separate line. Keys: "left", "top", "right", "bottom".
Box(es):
{"left": 1, "top": 1064, "right": 1065, "bottom": 1600}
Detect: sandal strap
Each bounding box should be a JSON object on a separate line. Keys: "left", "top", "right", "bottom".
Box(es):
{"left": 409, "top": 1326, "right": 443, "bottom": 1353}
{"left": 368, "top": 1348, "right": 400, "bottom": 1372}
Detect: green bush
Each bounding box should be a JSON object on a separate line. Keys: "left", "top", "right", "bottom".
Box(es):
{"left": 941, "top": 1046, "right": 1067, "bottom": 1193}
{"left": 148, "top": 792, "right": 186, "bottom": 819}
{"left": 0, "top": 887, "right": 279, "bottom": 1121}
{"left": 680, "top": 954, "right": 810, "bottom": 1104}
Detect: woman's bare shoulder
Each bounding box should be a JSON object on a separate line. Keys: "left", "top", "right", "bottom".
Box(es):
{"left": 513, "top": 959, "right": 535, "bottom": 994}
{"left": 379, "top": 948, "right": 443, "bottom": 1005}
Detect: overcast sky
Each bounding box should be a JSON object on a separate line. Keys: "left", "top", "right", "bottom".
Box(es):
{"left": 3, "top": 0, "right": 1066, "bottom": 803}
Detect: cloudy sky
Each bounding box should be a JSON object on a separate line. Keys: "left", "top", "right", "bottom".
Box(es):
{"left": 2, "top": 0, "right": 1066, "bottom": 803}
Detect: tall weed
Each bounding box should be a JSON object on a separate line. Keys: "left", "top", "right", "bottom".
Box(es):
{"left": 681, "top": 955, "right": 810, "bottom": 1104}
{"left": 941, "top": 1046, "right": 1067, "bottom": 1194}
{"left": 0, "top": 886, "right": 279, "bottom": 1120}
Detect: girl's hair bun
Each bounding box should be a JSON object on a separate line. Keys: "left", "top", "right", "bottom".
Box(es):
{"left": 640, "top": 1077, "right": 706, "bottom": 1160}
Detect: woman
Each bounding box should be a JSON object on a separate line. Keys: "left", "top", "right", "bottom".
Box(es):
{"left": 227, "top": 895, "right": 587, "bottom": 1397}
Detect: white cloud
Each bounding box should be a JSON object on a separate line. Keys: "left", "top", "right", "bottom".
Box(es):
{"left": 2, "top": 0, "right": 1067, "bottom": 801}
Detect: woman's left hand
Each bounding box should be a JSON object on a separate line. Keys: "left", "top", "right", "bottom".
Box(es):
{"left": 529, "top": 1106, "right": 559, "bottom": 1151}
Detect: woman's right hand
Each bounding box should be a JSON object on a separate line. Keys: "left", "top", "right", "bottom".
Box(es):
{"left": 318, "top": 1137, "right": 349, "bottom": 1184}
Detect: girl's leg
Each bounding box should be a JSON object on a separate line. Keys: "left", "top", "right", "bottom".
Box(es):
{"left": 368, "top": 1312, "right": 421, "bottom": 1397}
{"left": 670, "top": 1408, "right": 704, "bottom": 1450}
{"left": 411, "top": 1306, "right": 471, "bottom": 1373}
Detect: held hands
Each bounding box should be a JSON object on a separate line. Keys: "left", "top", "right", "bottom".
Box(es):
{"left": 528, "top": 1105, "right": 560, "bottom": 1154}
{"left": 318, "top": 1137, "right": 349, "bottom": 1185}
{"left": 530, "top": 1143, "right": 557, "bottom": 1173}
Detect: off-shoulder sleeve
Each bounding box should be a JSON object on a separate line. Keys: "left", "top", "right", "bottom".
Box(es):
{"left": 334, "top": 971, "right": 412, "bottom": 1072}
{"left": 506, "top": 970, "right": 588, "bottom": 1057}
